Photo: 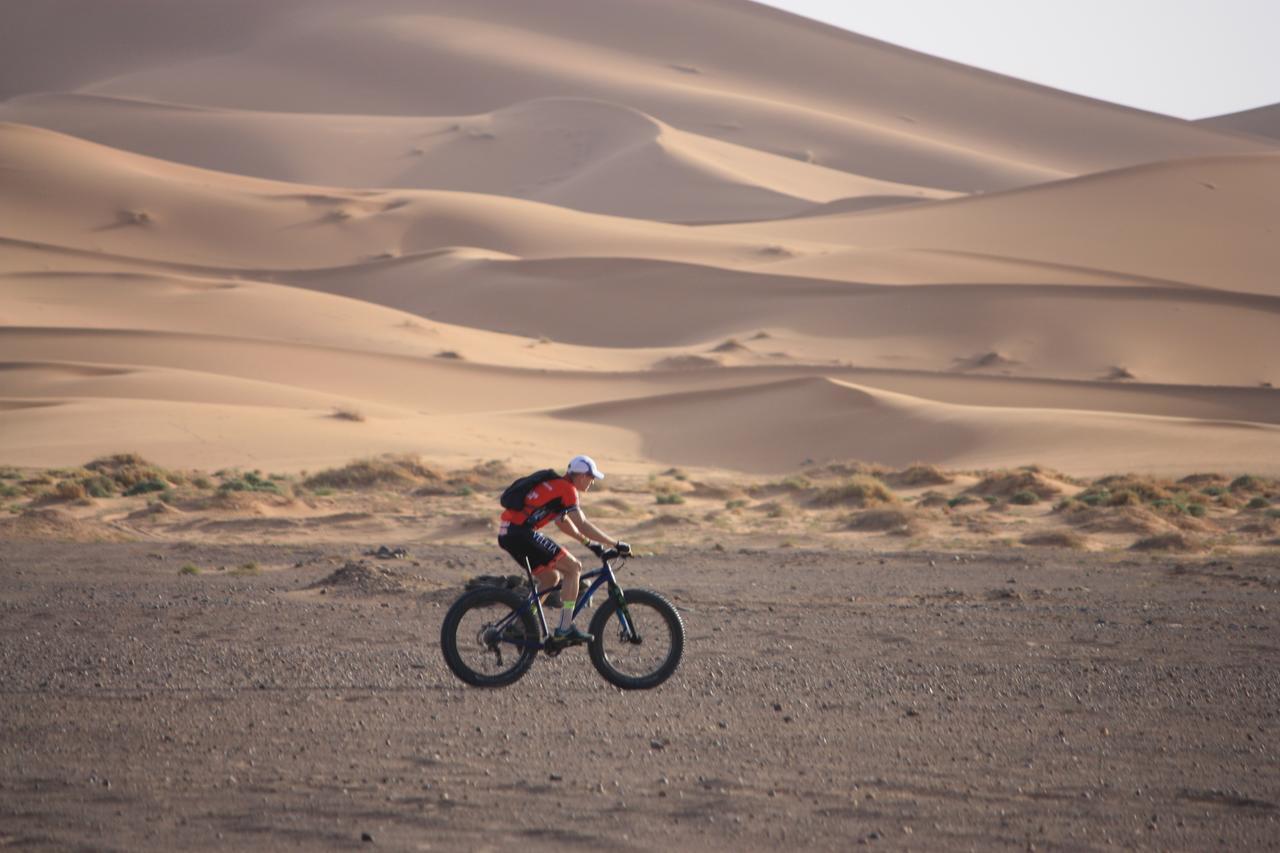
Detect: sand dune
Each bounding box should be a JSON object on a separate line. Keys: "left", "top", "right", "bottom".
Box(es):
{"left": 718, "top": 153, "right": 1280, "bottom": 295}
{"left": 1199, "top": 102, "right": 1280, "bottom": 142}
{"left": 6, "top": 1, "right": 1272, "bottom": 192}
{"left": 559, "top": 377, "right": 1280, "bottom": 475}
{"left": 0, "top": 94, "right": 952, "bottom": 222}
{"left": 277, "top": 254, "right": 1279, "bottom": 385}
{"left": 1, "top": 0, "right": 1278, "bottom": 482}
{"left": 0, "top": 123, "right": 782, "bottom": 270}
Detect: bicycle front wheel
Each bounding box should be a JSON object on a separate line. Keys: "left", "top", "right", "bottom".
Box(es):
{"left": 588, "top": 588, "right": 684, "bottom": 690}
{"left": 440, "top": 587, "right": 539, "bottom": 687}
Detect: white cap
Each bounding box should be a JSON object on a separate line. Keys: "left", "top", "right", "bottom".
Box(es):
{"left": 567, "top": 454, "right": 604, "bottom": 480}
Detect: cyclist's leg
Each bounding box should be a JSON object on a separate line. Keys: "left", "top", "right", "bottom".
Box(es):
{"left": 552, "top": 551, "right": 585, "bottom": 634}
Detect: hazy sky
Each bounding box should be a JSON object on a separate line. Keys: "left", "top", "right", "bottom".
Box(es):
{"left": 759, "top": 0, "right": 1280, "bottom": 119}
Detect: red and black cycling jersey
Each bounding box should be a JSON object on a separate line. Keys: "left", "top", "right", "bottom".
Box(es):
{"left": 500, "top": 476, "right": 579, "bottom": 530}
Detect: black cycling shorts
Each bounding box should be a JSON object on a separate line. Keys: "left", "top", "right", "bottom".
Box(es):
{"left": 498, "top": 524, "right": 563, "bottom": 574}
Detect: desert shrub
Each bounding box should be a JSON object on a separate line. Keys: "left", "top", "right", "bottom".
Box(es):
{"left": 179, "top": 564, "right": 200, "bottom": 575}
{"left": 777, "top": 475, "right": 810, "bottom": 491}
{"left": 218, "top": 471, "right": 280, "bottom": 494}
{"left": 1180, "top": 473, "right": 1226, "bottom": 487}
{"left": 0, "top": 483, "right": 19, "bottom": 499}
{"left": 811, "top": 475, "right": 896, "bottom": 507}
{"left": 124, "top": 478, "right": 167, "bottom": 496}
{"left": 0, "top": 467, "right": 20, "bottom": 480}
{"left": 725, "top": 499, "right": 748, "bottom": 510}
{"left": 844, "top": 508, "right": 917, "bottom": 533}
{"left": 331, "top": 407, "right": 365, "bottom": 422}
{"left": 1246, "top": 496, "right": 1270, "bottom": 510}
{"left": 304, "top": 455, "right": 442, "bottom": 490}
{"left": 1092, "top": 475, "right": 1176, "bottom": 503}
{"left": 1020, "top": 529, "right": 1086, "bottom": 548}
{"left": 54, "top": 480, "right": 87, "bottom": 502}
{"left": 917, "top": 490, "right": 949, "bottom": 508}
{"left": 761, "top": 501, "right": 788, "bottom": 518}
{"left": 655, "top": 493, "right": 685, "bottom": 505}
{"left": 948, "top": 495, "right": 980, "bottom": 508}
{"left": 1130, "top": 532, "right": 1204, "bottom": 553}
{"left": 803, "top": 460, "right": 889, "bottom": 478}
{"left": 1229, "top": 475, "right": 1262, "bottom": 493}
{"left": 85, "top": 453, "right": 175, "bottom": 489}
{"left": 967, "top": 470, "right": 1060, "bottom": 501}
{"left": 79, "top": 475, "right": 115, "bottom": 498}
{"left": 886, "top": 464, "right": 952, "bottom": 487}
{"left": 1010, "top": 490, "right": 1039, "bottom": 506}
{"left": 192, "top": 477, "right": 213, "bottom": 490}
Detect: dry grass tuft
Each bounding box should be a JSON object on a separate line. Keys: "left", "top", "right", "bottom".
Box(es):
{"left": 810, "top": 475, "right": 897, "bottom": 508}
{"left": 885, "top": 464, "right": 953, "bottom": 488}
{"left": 844, "top": 507, "right": 918, "bottom": 535}
{"left": 304, "top": 455, "right": 444, "bottom": 490}
{"left": 654, "top": 354, "right": 721, "bottom": 370}
{"left": 966, "top": 469, "right": 1060, "bottom": 501}
{"left": 1179, "top": 473, "right": 1227, "bottom": 487}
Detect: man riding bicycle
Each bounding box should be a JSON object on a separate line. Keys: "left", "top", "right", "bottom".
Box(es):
{"left": 497, "top": 455, "right": 630, "bottom": 644}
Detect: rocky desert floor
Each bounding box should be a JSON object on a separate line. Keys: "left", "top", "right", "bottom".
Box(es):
{"left": 2, "top": 540, "right": 1278, "bottom": 851}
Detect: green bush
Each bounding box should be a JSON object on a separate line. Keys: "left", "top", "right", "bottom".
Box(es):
{"left": 218, "top": 470, "right": 280, "bottom": 494}
{"left": 655, "top": 493, "right": 685, "bottom": 505}
{"left": 1230, "top": 475, "right": 1262, "bottom": 492}
{"left": 1247, "top": 496, "right": 1270, "bottom": 510}
{"left": 82, "top": 475, "right": 115, "bottom": 498}
{"left": 1010, "top": 490, "right": 1039, "bottom": 506}
{"left": 179, "top": 564, "right": 200, "bottom": 576}
{"left": 124, "top": 478, "right": 167, "bottom": 496}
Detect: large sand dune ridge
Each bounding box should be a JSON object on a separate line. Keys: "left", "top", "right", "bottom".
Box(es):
{"left": 1, "top": 0, "right": 1278, "bottom": 477}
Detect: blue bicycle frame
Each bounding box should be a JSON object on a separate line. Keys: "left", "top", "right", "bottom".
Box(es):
{"left": 496, "top": 552, "right": 637, "bottom": 650}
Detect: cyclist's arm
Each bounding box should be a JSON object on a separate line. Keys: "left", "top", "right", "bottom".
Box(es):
{"left": 562, "top": 507, "right": 617, "bottom": 548}
{"left": 554, "top": 514, "right": 591, "bottom": 546}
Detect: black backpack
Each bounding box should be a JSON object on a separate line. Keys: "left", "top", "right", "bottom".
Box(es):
{"left": 499, "top": 469, "right": 560, "bottom": 510}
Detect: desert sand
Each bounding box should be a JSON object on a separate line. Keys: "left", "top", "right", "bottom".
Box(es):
{"left": 2, "top": 0, "right": 1279, "bottom": 480}
{"left": 2, "top": 2, "right": 1280, "bottom": 849}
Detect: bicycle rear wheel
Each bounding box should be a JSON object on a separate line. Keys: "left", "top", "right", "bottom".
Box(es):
{"left": 440, "top": 587, "right": 539, "bottom": 687}
{"left": 588, "top": 588, "right": 684, "bottom": 690}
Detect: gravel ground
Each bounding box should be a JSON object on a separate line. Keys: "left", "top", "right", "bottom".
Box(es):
{"left": 1, "top": 542, "right": 1278, "bottom": 851}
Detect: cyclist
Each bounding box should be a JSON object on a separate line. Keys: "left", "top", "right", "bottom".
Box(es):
{"left": 498, "top": 454, "right": 630, "bottom": 644}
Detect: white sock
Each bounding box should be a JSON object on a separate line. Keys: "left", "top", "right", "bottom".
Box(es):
{"left": 557, "top": 600, "right": 576, "bottom": 632}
